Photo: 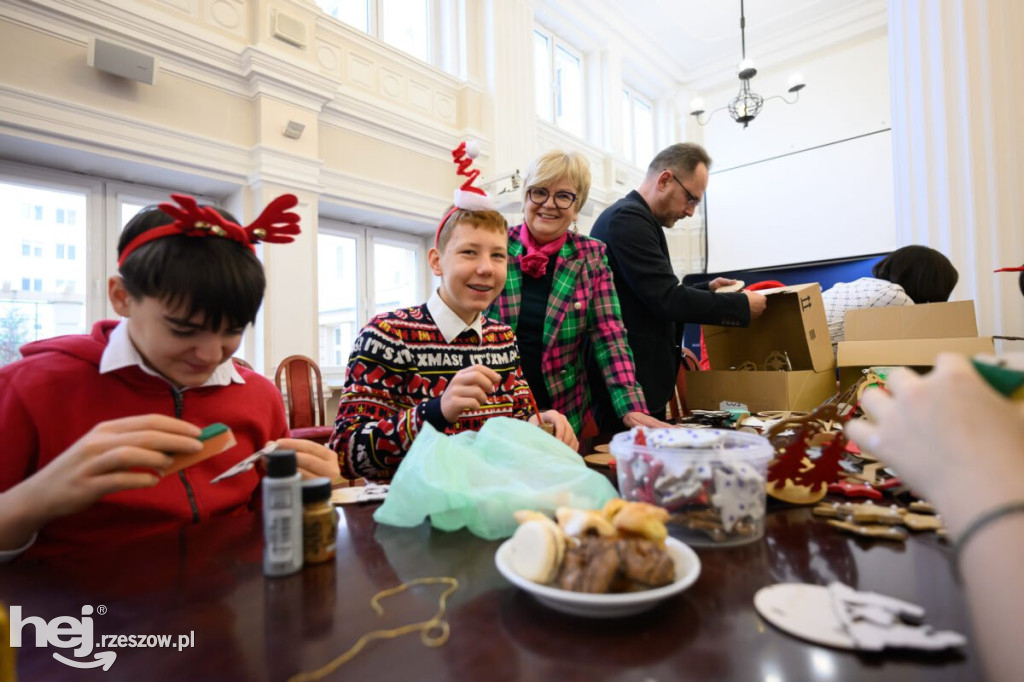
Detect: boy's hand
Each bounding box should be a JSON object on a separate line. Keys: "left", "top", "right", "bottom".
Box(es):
{"left": 277, "top": 437, "right": 341, "bottom": 481}
{"left": 440, "top": 364, "right": 501, "bottom": 423}
{"left": 1, "top": 415, "right": 201, "bottom": 549}
{"left": 530, "top": 410, "right": 579, "bottom": 451}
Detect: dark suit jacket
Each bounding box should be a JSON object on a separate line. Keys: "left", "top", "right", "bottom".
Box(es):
{"left": 589, "top": 191, "right": 750, "bottom": 415}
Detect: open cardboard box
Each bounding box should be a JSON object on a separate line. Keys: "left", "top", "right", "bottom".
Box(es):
{"left": 686, "top": 283, "right": 837, "bottom": 412}
{"left": 837, "top": 301, "right": 995, "bottom": 388}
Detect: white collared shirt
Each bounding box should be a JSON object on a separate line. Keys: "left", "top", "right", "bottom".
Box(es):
{"left": 99, "top": 319, "right": 245, "bottom": 387}
{"left": 426, "top": 290, "right": 484, "bottom": 346}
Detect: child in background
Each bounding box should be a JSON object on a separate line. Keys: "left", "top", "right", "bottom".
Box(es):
{"left": 0, "top": 194, "right": 339, "bottom": 560}
{"left": 331, "top": 146, "right": 576, "bottom": 481}
{"left": 823, "top": 245, "right": 959, "bottom": 347}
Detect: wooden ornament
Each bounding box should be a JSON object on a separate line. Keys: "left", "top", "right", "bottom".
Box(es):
{"left": 827, "top": 519, "right": 908, "bottom": 542}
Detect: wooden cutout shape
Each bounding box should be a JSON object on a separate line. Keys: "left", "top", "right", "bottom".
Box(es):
{"left": 827, "top": 519, "right": 908, "bottom": 541}
{"left": 901, "top": 513, "right": 944, "bottom": 532}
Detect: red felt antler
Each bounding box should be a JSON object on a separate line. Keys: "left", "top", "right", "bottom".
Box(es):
{"left": 244, "top": 193, "right": 301, "bottom": 244}
{"left": 118, "top": 193, "right": 302, "bottom": 267}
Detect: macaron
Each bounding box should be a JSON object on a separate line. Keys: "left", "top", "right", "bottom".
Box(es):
{"left": 509, "top": 519, "right": 564, "bottom": 584}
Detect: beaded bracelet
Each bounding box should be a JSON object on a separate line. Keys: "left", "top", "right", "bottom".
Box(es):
{"left": 952, "top": 500, "right": 1024, "bottom": 580}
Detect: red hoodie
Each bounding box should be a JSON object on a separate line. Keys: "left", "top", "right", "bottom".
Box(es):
{"left": 0, "top": 321, "right": 288, "bottom": 560}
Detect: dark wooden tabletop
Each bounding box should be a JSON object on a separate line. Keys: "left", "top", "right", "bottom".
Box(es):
{"left": 1, "top": 502, "right": 979, "bottom": 682}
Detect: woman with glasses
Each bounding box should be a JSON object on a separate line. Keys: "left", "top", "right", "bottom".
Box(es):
{"left": 489, "top": 150, "right": 666, "bottom": 439}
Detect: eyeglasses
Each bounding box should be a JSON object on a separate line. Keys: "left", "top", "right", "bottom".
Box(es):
{"left": 526, "top": 187, "right": 578, "bottom": 210}
{"left": 670, "top": 174, "right": 702, "bottom": 208}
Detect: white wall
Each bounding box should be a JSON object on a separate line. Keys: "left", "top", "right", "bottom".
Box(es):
{"left": 691, "top": 30, "right": 896, "bottom": 271}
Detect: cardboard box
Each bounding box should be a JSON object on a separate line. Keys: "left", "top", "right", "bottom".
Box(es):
{"left": 686, "top": 283, "right": 837, "bottom": 412}
{"left": 843, "top": 300, "right": 978, "bottom": 341}
{"left": 837, "top": 301, "right": 994, "bottom": 388}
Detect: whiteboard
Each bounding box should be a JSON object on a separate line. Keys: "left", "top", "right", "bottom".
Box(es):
{"left": 705, "top": 130, "right": 897, "bottom": 272}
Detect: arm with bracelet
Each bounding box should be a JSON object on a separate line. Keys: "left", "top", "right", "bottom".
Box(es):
{"left": 845, "top": 352, "right": 1024, "bottom": 682}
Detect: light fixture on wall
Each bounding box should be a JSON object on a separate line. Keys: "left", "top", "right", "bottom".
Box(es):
{"left": 689, "top": 0, "right": 806, "bottom": 129}
{"left": 282, "top": 120, "right": 306, "bottom": 140}
{"left": 479, "top": 170, "right": 523, "bottom": 212}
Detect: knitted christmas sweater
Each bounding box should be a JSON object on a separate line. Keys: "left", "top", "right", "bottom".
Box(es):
{"left": 329, "top": 304, "right": 537, "bottom": 480}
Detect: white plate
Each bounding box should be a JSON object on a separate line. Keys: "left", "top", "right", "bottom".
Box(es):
{"left": 495, "top": 537, "right": 701, "bottom": 618}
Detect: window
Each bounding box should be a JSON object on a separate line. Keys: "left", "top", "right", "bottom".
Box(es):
{"left": 0, "top": 166, "right": 219, "bottom": 368}
{"left": 318, "top": 231, "right": 361, "bottom": 373}
{"left": 2, "top": 180, "right": 89, "bottom": 365}
{"left": 373, "top": 240, "right": 420, "bottom": 315}
{"left": 533, "top": 28, "right": 585, "bottom": 138}
{"left": 321, "top": 0, "right": 369, "bottom": 31}
{"left": 623, "top": 87, "right": 655, "bottom": 167}
{"left": 317, "top": 0, "right": 434, "bottom": 66}
{"left": 318, "top": 221, "right": 425, "bottom": 378}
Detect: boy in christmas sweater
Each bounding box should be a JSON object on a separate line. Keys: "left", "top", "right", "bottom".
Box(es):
{"left": 330, "top": 206, "right": 577, "bottom": 481}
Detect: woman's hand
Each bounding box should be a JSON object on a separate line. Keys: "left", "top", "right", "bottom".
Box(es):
{"left": 622, "top": 411, "right": 673, "bottom": 429}
{"left": 530, "top": 410, "right": 579, "bottom": 451}
{"left": 277, "top": 437, "right": 342, "bottom": 481}
{"left": 846, "top": 354, "right": 1024, "bottom": 534}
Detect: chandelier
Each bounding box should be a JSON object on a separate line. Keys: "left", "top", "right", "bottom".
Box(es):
{"left": 689, "top": 0, "right": 806, "bottom": 128}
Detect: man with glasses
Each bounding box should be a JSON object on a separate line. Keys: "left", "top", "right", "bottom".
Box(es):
{"left": 589, "top": 142, "right": 766, "bottom": 422}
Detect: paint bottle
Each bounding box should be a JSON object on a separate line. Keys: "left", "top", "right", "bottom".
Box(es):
{"left": 263, "top": 449, "right": 303, "bottom": 576}
{"left": 301, "top": 477, "right": 337, "bottom": 565}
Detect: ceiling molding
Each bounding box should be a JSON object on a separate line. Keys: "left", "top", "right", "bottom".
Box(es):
{"left": 0, "top": 83, "right": 250, "bottom": 183}
{"left": 320, "top": 91, "right": 468, "bottom": 160}
{"left": 319, "top": 167, "right": 443, "bottom": 234}
{"left": 241, "top": 47, "right": 338, "bottom": 110}
{"left": 248, "top": 146, "right": 324, "bottom": 195}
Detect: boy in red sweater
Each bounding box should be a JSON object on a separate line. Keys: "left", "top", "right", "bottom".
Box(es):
{"left": 0, "top": 194, "right": 338, "bottom": 560}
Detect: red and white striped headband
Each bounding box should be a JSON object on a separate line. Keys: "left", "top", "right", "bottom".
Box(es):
{"left": 434, "top": 141, "right": 495, "bottom": 248}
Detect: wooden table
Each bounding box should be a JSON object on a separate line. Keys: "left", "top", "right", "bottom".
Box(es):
{"left": 1, "top": 503, "right": 979, "bottom": 681}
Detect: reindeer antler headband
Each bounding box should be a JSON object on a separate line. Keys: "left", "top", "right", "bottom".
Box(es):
{"left": 434, "top": 141, "right": 495, "bottom": 248}
{"left": 117, "top": 193, "right": 301, "bottom": 267}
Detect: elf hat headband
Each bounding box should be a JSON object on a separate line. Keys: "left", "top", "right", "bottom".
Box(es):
{"left": 434, "top": 141, "right": 495, "bottom": 248}
{"left": 117, "top": 193, "right": 301, "bottom": 267}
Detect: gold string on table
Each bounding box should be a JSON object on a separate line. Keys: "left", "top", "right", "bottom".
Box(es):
{"left": 288, "top": 577, "right": 460, "bottom": 682}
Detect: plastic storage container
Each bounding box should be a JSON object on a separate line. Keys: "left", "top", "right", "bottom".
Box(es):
{"left": 610, "top": 428, "right": 773, "bottom": 547}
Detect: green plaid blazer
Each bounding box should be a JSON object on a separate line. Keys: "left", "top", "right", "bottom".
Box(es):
{"left": 488, "top": 223, "right": 646, "bottom": 434}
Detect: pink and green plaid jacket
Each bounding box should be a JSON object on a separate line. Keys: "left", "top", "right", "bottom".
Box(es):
{"left": 488, "top": 223, "right": 647, "bottom": 434}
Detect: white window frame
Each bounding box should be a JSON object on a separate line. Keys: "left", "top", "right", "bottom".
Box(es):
{"left": 533, "top": 25, "right": 586, "bottom": 139}
{"left": 317, "top": 0, "right": 447, "bottom": 71}
{"left": 318, "top": 219, "right": 428, "bottom": 384}
{"left": 622, "top": 86, "right": 655, "bottom": 167}
{"left": 0, "top": 163, "right": 231, "bottom": 351}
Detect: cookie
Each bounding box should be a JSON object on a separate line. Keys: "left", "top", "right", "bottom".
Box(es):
{"left": 509, "top": 519, "right": 565, "bottom": 584}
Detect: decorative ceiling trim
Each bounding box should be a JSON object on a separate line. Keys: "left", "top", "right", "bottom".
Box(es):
{"left": 0, "top": 84, "right": 250, "bottom": 182}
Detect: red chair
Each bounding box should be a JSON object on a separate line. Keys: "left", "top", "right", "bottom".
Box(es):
{"left": 667, "top": 348, "right": 701, "bottom": 422}
{"left": 273, "top": 355, "right": 333, "bottom": 445}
